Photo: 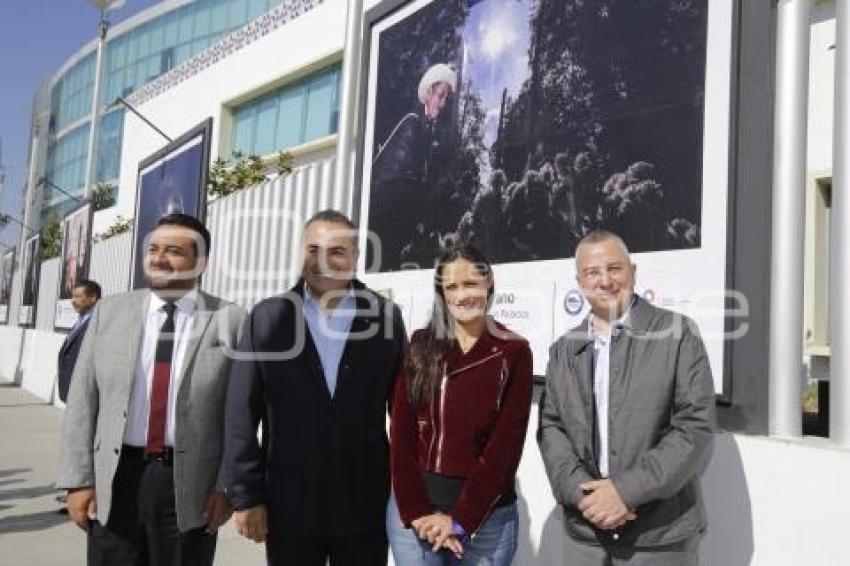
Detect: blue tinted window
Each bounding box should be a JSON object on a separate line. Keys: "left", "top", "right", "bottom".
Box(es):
{"left": 304, "top": 72, "right": 337, "bottom": 141}
{"left": 52, "top": 55, "right": 96, "bottom": 132}
{"left": 98, "top": 0, "right": 283, "bottom": 108}
{"left": 275, "top": 86, "right": 304, "bottom": 149}
{"left": 96, "top": 109, "right": 124, "bottom": 183}
{"left": 212, "top": 1, "right": 230, "bottom": 33}
{"left": 45, "top": 123, "right": 90, "bottom": 201}
{"left": 254, "top": 96, "right": 279, "bottom": 155}
{"left": 232, "top": 65, "right": 340, "bottom": 156}
{"left": 46, "top": 0, "right": 286, "bottom": 220}
{"left": 233, "top": 106, "right": 256, "bottom": 153}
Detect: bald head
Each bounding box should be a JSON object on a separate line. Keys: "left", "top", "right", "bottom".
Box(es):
{"left": 575, "top": 230, "right": 631, "bottom": 273}
{"left": 575, "top": 230, "right": 636, "bottom": 321}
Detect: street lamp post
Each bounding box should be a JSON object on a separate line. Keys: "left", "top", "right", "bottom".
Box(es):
{"left": 82, "top": 0, "right": 125, "bottom": 200}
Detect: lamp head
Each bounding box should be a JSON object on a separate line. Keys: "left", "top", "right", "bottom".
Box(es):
{"left": 88, "top": 0, "right": 125, "bottom": 12}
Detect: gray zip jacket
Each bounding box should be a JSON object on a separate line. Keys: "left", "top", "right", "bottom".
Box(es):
{"left": 538, "top": 296, "right": 715, "bottom": 547}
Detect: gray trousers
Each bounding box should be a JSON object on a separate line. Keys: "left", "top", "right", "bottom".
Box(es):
{"left": 561, "top": 535, "right": 699, "bottom": 566}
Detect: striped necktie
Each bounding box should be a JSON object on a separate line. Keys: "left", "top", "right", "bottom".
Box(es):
{"left": 146, "top": 303, "right": 177, "bottom": 455}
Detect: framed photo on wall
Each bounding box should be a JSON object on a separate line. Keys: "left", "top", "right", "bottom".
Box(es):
{"left": 0, "top": 248, "right": 14, "bottom": 325}
{"left": 129, "top": 118, "right": 212, "bottom": 290}
{"left": 54, "top": 202, "right": 94, "bottom": 330}
{"left": 18, "top": 233, "right": 41, "bottom": 327}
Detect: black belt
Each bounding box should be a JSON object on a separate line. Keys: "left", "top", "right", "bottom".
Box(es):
{"left": 121, "top": 445, "right": 175, "bottom": 466}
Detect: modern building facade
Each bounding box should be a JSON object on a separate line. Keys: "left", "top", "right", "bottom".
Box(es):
{"left": 26, "top": 0, "right": 308, "bottom": 228}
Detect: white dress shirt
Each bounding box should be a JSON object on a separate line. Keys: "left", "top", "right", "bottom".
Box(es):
{"left": 123, "top": 290, "right": 198, "bottom": 447}
{"left": 589, "top": 303, "right": 633, "bottom": 478}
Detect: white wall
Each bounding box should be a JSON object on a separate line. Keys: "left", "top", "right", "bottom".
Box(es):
{"left": 17, "top": 330, "right": 64, "bottom": 403}
{"left": 0, "top": 326, "right": 24, "bottom": 384}
{"left": 807, "top": 1, "right": 835, "bottom": 176}
{"left": 509, "top": 405, "right": 850, "bottom": 566}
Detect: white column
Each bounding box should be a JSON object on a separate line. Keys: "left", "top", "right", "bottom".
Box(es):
{"left": 769, "top": 0, "right": 812, "bottom": 437}
{"left": 831, "top": 0, "right": 850, "bottom": 446}
{"left": 334, "top": 0, "right": 364, "bottom": 209}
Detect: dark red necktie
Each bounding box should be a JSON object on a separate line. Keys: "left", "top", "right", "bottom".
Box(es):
{"left": 146, "top": 303, "right": 177, "bottom": 455}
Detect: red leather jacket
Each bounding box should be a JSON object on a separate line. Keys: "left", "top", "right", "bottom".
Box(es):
{"left": 390, "top": 320, "right": 533, "bottom": 535}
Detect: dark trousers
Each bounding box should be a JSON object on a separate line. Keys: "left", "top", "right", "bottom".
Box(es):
{"left": 87, "top": 449, "right": 216, "bottom": 566}
{"left": 266, "top": 532, "right": 388, "bottom": 566}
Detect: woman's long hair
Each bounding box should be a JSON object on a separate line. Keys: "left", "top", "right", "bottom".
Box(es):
{"left": 405, "top": 243, "right": 495, "bottom": 407}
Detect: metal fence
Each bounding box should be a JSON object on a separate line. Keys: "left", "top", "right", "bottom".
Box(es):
{"left": 89, "top": 231, "right": 132, "bottom": 297}
{"left": 203, "top": 157, "right": 343, "bottom": 307}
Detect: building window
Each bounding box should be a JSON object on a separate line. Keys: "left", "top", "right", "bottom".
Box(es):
{"left": 100, "top": 0, "right": 281, "bottom": 108}
{"left": 45, "top": 123, "right": 91, "bottom": 201}
{"left": 96, "top": 109, "right": 124, "bottom": 183}
{"left": 232, "top": 65, "right": 341, "bottom": 157}
{"left": 51, "top": 55, "right": 96, "bottom": 132}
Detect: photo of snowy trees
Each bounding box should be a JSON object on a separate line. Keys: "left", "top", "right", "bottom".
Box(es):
{"left": 365, "top": 0, "right": 709, "bottom": 272}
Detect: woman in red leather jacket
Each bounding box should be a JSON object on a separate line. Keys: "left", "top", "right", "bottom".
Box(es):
{"left": 387, "top": 244, "right": 533, "bottom": 565}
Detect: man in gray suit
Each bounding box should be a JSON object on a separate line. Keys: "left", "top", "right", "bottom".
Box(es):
{"left": 538, "top": 229, "right": 715, "bottom": 565}
{"left": 58, "top": 213, "right": 246, "bottom": 566}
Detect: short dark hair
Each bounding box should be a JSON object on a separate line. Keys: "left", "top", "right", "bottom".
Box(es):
{"left": 155, "top": 213, "right": 211, "bottom": 257}
{"left": 304, "top": 209, "right": 358, "bottom": 246}
{"left": 304, "top": 209, "right": 357, "bottom": 231}
{"left": 74, "top": 279, "right": 102, "bottom": 300}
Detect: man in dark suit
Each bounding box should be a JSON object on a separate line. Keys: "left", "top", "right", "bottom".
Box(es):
{"left": 58, "top": 214, "right": 246, "bottom": 566}
{"left": 224, "top": 209, "right": 406, "bottom": 566}
{"left": 57, "top": 279, "right": 101, "bottom": 404}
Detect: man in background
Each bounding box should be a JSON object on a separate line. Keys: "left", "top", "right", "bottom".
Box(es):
{"left": 57, "top": 279, "right": 101, "bottom": 404}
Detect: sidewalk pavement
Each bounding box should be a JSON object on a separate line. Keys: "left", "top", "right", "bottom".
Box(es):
{"left": 0, "top": 384, "right": 265, "bottom": 565}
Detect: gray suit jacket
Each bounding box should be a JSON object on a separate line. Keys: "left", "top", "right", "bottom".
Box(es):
{"left": 538, "top": 296, "right": 715, "bottom": 548}
{"left": 57, "top": 289, "right": 246, "bottom": 532}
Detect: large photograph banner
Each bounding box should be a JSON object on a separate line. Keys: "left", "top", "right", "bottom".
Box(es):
{"left": 364, "top": 0, "right": 708, "bottom": 272}
{"left": 18, "top": 234, "right": 41, "bottom": 327}
{"left": 130, "top": 119, "right": 211, "bottom": 290}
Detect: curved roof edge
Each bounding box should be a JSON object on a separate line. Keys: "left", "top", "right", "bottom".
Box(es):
{"left": 50, "top": 0, "right": 194, "bottom": 83}
{"left": 126, "top": 0, "right": 323, "bottom": 107}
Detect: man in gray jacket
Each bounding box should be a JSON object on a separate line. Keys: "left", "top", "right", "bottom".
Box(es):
{"left": 538, "top": 229, "right": 715, "bottom": 565}
{"left": 57, "top": 214, "right": 245, "bottom": 566}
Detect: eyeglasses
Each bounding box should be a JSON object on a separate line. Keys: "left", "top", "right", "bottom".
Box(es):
{"left": 580, "top": 263, "right": 628, "bottom": 281}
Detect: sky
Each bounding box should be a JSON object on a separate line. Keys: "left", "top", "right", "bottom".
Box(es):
{"left": 464, "top": 0, "right": 531, "bottom": 149}
{"left": 0, "top": 0, "right": 160, "bottom": 249}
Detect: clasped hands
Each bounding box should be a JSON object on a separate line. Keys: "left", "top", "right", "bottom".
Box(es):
{"left": 411, "top": 513, "right": 464, "bottom": 559}
{"left": 578, "top": 479, "right": 637, "bottom": 531}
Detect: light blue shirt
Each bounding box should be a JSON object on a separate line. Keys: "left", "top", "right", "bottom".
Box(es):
{"left": 303, "top": 286, "right": 357, "bottom": 397}
{"left": 589, "top": 302, "right": 633, "bottom": 478}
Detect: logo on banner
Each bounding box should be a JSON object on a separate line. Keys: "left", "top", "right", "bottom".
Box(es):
{"left": 564, "top": 290, "right": 584, "bottom": 315}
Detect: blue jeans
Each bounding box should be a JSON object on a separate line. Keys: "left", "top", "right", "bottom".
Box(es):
{"left": 387, "top": 494, "right": 518, "bottom": 566}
